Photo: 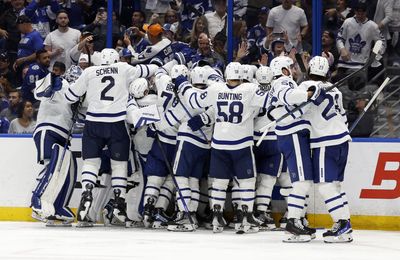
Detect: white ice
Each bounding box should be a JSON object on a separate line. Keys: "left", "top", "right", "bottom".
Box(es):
{"left": 0, "top": 222, "right": 398, "bottom": 260}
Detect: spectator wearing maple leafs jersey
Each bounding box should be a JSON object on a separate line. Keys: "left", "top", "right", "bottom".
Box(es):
{"left": 336, "top": 2, "right": 385, "bottom": 71}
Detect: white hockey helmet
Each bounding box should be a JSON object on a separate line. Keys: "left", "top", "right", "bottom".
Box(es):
{"left": 269, "top": 56, "right": 294, "bottom": 77}
{"left": 129, "top": 78, "right": 149, "bottom": 99}
{"left": 190, "top": 66, "right": 207, "bottom": 86}
{"left": 170, "top": 64, "right": 189, "bottom": 80}
{"left": 308, "top": 55, "right": 329, "bottom": 77}
{"left": 225, "top": 62, "right": 243, "bottom": 80}
{"left": 255, "top": 66, "right": 273, "bottom": 85}
{"left": 100, "top": 48, "right": 119, "bottom": 65}
{"left": 241, "top": 64, "right": 257, "bottom": 82}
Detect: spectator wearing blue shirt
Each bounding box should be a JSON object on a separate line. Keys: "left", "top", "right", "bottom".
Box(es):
{"left": 0, "top": 116, "right": 10, "bottom": 133}
{"left": 14, "top": 15, "right": 44, "bottom": 73}
{"left": 21, "top": 0, "right": 61, "bottom": 39}
{"left": 21, "top": 49, "right": 50, "bottom": 104}
{"left": 246, "top": 6, "right": 269, "bottom": 62}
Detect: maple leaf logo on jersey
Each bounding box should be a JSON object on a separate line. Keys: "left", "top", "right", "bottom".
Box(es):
{"left": 349, "top": 34, "right": 366, "bottom": 54}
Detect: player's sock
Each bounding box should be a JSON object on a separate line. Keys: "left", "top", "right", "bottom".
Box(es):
{"left": 189, "top": 177, "right": 200, "bottom": 213}
{"left": 287, "top": 181, "right": 312, "bottom": 219}
{"left": 175, "top": 176, "right": 190, "bottom": 212}
{"left": 256, "top": 174, "right": 276, "bottom": 212}
{"left": 111, "top": 159, "right": 127, "bottom": 199}
{"left": 318, "top": 182, "right": 346, "bottom": 222}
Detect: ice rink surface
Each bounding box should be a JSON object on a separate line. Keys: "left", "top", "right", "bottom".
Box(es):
{"left": 0, "top": 222, "right": 398, "bottom": 260}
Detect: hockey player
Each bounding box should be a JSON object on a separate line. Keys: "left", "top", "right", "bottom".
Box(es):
{"left": 161, "top": 66, "right": 215, "bottom": 232}
{"left": 301, "top": 56, "right": 353, "bottom": 243}
{"left": 31, "top": 72, "right": 76, "bottom": 226}
{"left": 64, "top": 48, "right": 158, "bottom": 227}
{"left": 266, "top": 56, "right": 324, "bottom": 242}
{"left": 174, "top": 62, "right": 269, "bottom": 234}
{"left": 140, "top": 63, "right": 188, "bottom": 229}
{"left": 252, "top": 65, "right": 283, "bottom": 230}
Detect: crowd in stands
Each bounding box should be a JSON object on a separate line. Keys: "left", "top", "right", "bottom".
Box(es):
{"left": 0, "top": 0, "right": 399, "bottom": 136}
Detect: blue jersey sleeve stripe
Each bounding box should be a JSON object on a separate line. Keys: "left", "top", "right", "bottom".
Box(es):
{"left": 211, "top": 136, "right": 253, "bottom": 145}
{"left": 169, "top": 111, "right": 180, "bottom": 123}
{"left": 64, "top": 94, "right": 75, "bottom": 103}
{"left": 34, "top": 122, "right": 69, "bottom": 135}
{"left": 68, "top": 88, "right": 79, "bottom": 98}
{"left": 275, "top": 120, "right": 311, "bottom": 131}
{"left": 165, "top": 114, "right": 175, "bottom": 126}
{"left": 178, "top": 132, "right": 209, "bottom": 145}
{"left": 310, "top": 131, "right": 349, "bottom": 143}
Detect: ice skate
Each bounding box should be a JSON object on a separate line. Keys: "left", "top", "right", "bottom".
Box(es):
{"left": 254, "top": 210, "right": 275, "bottom": 231}
{"left": 212, "top": 204, "right": 226, "bottom": 233}
{"left": 167, "top": 211, "right": 195, "bottom": 232}
{"left": 236, "top": 205, "right": 260, "bottom": 234}
{"left": 323, "top": 219, "right": 353, "bottom": 243}
{"left": 229, "top": 203, "right": 243, "bottom": 230}
{"left": 301, "top": 216, "right": 316, "bottom": 239}
{"left": 283, "top": 218, "right": 313, "bottom": 243}
{"left": 111, "top": 189, "right": 127, "bottom": 225}
{"left": 102, "top": 199, "right": 114, "bottom": 226}
{"left": 76, "top": 184, "right": 94, "bottom": 228}
{"left": 46, "top": 207, "right": 75, "bottom": 227}
{"left": 152, "top": 208, "right": 170, "bottom": 229}
{"left": 143, "top": 197, "right": 155, "bottom": 228}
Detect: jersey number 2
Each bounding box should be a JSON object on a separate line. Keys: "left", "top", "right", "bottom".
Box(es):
{"left": 100, "top": 76, "right": 115, "bottom": 101}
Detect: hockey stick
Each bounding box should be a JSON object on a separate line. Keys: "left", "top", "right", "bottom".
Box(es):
{"left": 152, "top": 126, "right": 196, "bottom": 229}
{"left": 256, "top": 41, "right": 383, "bottom": 147}
{"left": 349, "top": 77, "right": 390, "bottom": 133}
{"left": 295, "top": 52, "right": 307, "bottom": 82}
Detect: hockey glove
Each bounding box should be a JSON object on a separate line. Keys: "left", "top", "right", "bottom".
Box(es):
{"left": 174, "top": 75, "right": 188, "bottom": 92}
{"left": 146, "top": 125, "right": 157, "bottom": 138}
{"left": 308, "top": 85, "right": 326, "bottom": 105}
{"left": 188, "top": 113, "right": 210, "bottom": 131}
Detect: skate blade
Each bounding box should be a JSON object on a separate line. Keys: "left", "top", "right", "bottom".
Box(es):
{"left": 46, "top": 220, "right": 72, "bottom": 227}
{"left": 31, "top": 211, "right": 46, "bottom": 222}
{"left": 282, "top": 234, "right": 312, "bottom": 243}
{"left": 324, "top": 233, "right": 353, "bottom": 243}
{"left": 112, "top": 209, "right": 126, "bottom": 224}
{"left": 213, "top": 225, "right": 224, "bottom": 233}
{"left": 143, "top": 215, "right": 153, "bottom": 228}
{"left": 167, "top": 224, "right": 195, "bottom": 232}
{"left": 126, "top": 221, "right": 144, "bottom": 228}
{"left": 236, "top": 225, "right": 260, "bottom": 234}
{"left": 204, "top": 223, "right": 213, "bottom": 230}
{"left": 152, "top": 221, "right": 168, "bottom": 229}
{"left": 259, "top": 224, "right": 276, "bottom": 231}
{"left": 76, "top": 221, "right": 94, "bottom": 228}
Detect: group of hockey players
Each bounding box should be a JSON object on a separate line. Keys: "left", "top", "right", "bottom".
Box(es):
{"left": 29, "top": 46, "right": 354, "bottom": 243}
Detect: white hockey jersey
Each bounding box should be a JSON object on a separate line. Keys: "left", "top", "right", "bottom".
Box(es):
{"left": 129, "top": 38, "right": 174, "bottom": 66}
{"left": 179, "top": 81, "right": 268, "bottom": 150}
{"left": 65, "top": 62, "right": 157, "bottom": 123}
{"left": 127, "top": 94, "right": 158, "bottom": 159}
{"left": 153, "top": 72, "right": 180, "bottom": 145}
{"left": 254, "top": 106, "right": 277, "bottom": 141}
{"left": 337, "top": 17, "right": 386, "bottom": 69}
{"left": 266, "top": 76, "right": 311, "bottom": 136}
{"left": 34, "top": 79, "right": 73, "bottom": 139}
{"left": 299, "top": 80, "right": 351, "bottom": 148}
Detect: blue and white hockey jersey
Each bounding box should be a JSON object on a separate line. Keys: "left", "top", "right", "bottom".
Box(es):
{"left": 266, "top": 76, "right": 311, "bottom": 136}
{"left": 65, "top": 62, "right": 157, "bottom": 123}
{"left": 300, "top": 81, "right": 351, "bottom": 148}
{"left": 22, "top": 62, "right": 49, "bottom": 103}
{"left": 129, "top": 38, "right": 174, "bottom": 66}
{"left": 178, "top": 81, "right": 268, "bottom": 150}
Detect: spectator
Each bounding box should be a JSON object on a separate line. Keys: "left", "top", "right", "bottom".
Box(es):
{"left": 188, "top": 16, "right": 209, "bottom": 49}
{"left": 192, "top": 32, "right": 225, "bottom": 73}
{"left": 212, "top": 31, "right": 227, "bottom": 61}
{"left": 266, "top": 0, "right": 309, "bottom": 52}
{"left": 123, "top": 10, "right": 150, "bottom": 54}
{"left": 8, "top": 100, "right": 36, "bottom": 134}
{"left": 162, "top": 23, "right": 195, "bottom": 64}
{"left": 164, "top": 9, "right": 179, "bottom": 26}
{"left": 52, "top": 61, "right": 65, "bottom": 76}
{"left": 14, "top": 15, "right": 44, "bottom": 74}
{"left": 0, "top": 83, "right": 8, "bottom": 111}
{"left": 0, "top": 51, "right": 17, "bottom": 88}
{"left": 373, "top": 0, "right": 394, "bottom": 43}
{"left": 69, "top": 31, "right": 102, "bottom": 66}
{"left": 261, "top": 32, "right": 293, "bottom": 65}
{"left": 347, "top": 93, "right": 374, "bottom": 137}
{"left": 0, "top": 0, "right": 26, "bottom": 66}
{"left": 247, "top": 7, "right": 269, "bottom": 53}
{"left": 0, "top": 75, "right": 14, "bottom": 98}
{"left": 44, "top": 10, "right": 81, "bottom": 70}
{"left": 0, "top": 89, "right": 21, "bottom": 122}
{"left": 127, "top": 23, "right": 174, "bottom": 66}
{"left": 62, "top": 0, "right": 92, "bottom": 30}
{"left": 0, "top": 116, "right": 9, "bottom": 133}
{"left": 205, "top": 0, "right": 227, "bottom": 40}
{"left": 83, "top": 7, "right": 108, "bottom": 52}
{"left": 21, "top": 49, "right": 50, "bottom": 104}
{"left": 336, "top": 2, "right": 386, "bottom": 81}
{"left": 234, "top": 0, "right": 248, "bottom": 20}
{"left": 324, "top": 0, "right": 354, "bottom": 32}
{"left": 179, "top": 0, "right": 212, "bottom": 38}
{"left": 21, "top": 0, "right": 62, "bottom": 39}
{"left": 388, "top": 0, "right": 400, "bottom": 65}
{"left": 112, "top": 0, "right": 136, "bottom": 28}
{"left": 232, "top": 20, "right": 247, "bottom": 54}
{"left": 322, "top": 30, "right": 339, "bottom": 70}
